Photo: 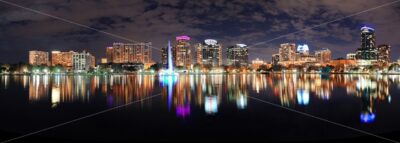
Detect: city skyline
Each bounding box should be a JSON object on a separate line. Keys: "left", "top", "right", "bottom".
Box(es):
{"left": 2, "top": 1, "right": 400, "bottom": 142}
{"left": 20, "top": 25, "right": 393, "bottom": 75}
{"left": 1, "top": 0, "right": 400, "bottom": 64}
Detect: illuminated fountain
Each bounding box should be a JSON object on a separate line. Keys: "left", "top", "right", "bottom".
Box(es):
{"left": 159, "top": 41, "right": 178, "bottom": 77}
{"left": 159, "top": 41, "right": 179, "bottom": 112}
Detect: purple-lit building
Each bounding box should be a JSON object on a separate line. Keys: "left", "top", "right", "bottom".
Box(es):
{"left": 173, "top": 35, "right": 193, "bottom": 69}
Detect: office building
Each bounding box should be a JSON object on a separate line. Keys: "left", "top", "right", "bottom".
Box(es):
{"left": 272, "top": 54, "right": 280, "bottom": 65}
{"left": 227, "top": 44, "right": 249, "bottom": 67}
{"left": 195, "top": 39, "right": 222, "bottom": 67}
{"left": 315, "top": 49, "right": 332, "bottom": 63}
{"left": 173, "top": 35, "right": 192, "bottom": 69}
{"left": 51, "top": 51, "right": 76, "bottom": 68}
{"left": 278, "top": 43, "right": 296, "bottom": 65}
{"left": 73, "top": 51, "right": 95, "bottom": 72}
{"left": 347, "top": 53, "right": 356, "bottom": 60}
{"left": 377, "top": 44, "right": 390, "bottom": 63}
{"left": 106, "top": 42, "right": 152, "bottom": 65}
{"left": 356, "top": 26, "right": 377, "bottom": 60}
{"left": 29, "top": 50, "right": 49, "bottom": 66}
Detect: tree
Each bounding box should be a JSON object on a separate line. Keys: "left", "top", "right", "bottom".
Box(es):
{"left": 257, "top": 65, "right": 268, "bottom": 72}
{"left": 149, "top": 63, "right": 164, "bottom": 71}
{"left": 389, "top": 63, "right": 400, "bottom": 71}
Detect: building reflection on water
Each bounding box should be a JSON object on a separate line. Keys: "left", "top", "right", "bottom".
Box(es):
{"left": 0, "top": 74, "right": 398, "bottom": 123}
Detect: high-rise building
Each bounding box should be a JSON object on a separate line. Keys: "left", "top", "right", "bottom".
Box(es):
{"left": 356, "top": 26, "right": 377, "bottom": 60}
{"left": 161, "top": 46, "right": 168, "bottom": 66}
{"left": 279, "top": 43, "right": 296, "bottom": 63}
{"left": 195, "top": 39, "right": 222, "bottom": 67}
{"left": 29, "top": 50, "right": 49, "bottom": 66}
{"left": 272, "top": 54, "right": 280, "bottom": 65}
{"left": 73, "top": 51, "right": 95, "bottom": 72}
{"left": 315, "top": 49, "right": 332, "bottom": 63}
{"left": 51, "top": 51, "right": 76, "bottom": 68}
{"left": 106, "top": 42, "right": 152, "bottom": 64}
{"left": 173, "top": 36, "right": 192, "bottom": 69}
{"left": 132, "top": 42, "right": 152, "bottom": 64}
{"left": 227, "top": 44, "right": 249, "bottom": 67}
{"left": 106, "top": 47, "right": 113, "bottom": 63}
{"left": 107, "top": 43, "right": 133, "bottom": 63}
{"left": 377, "top": 44, "right": 390, "bottom": 63}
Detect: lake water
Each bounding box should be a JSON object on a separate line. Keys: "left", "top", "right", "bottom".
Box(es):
{"left": 0, "top": 74, "right": 399, "bottom": 142}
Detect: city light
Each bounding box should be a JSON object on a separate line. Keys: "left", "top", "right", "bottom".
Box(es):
{"left": 176, "top": 35, "right": 191, "bottom": 41}
{"left": 360, "top": 112, "right": 376, "bottom": 123}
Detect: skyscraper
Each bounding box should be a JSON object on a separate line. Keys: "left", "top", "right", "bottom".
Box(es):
{"left": 51, "top": 51, "right": 76, "bottom": 68}
{"left": 29, "top": 50, "right": 49, "bottom": 66}
{"left": 195, "top": 39, "right": 222, "bottom": 67}
{"left": 132, "top": 42, "right": 152, "bottom": 64}
{"left": 107, "top": 43, "right": 134, "bottom": 63}
{"left": 227, "top": 44, "right": 249, "bottom": 67}
{"left": 173, "top": 36, "right": 192, "bottom": 69}
{"left": 279, "top": 43, "right": 296, "bottom": 64}
{"left": 161, "top": 46, "right": 168, "bottom": 66}
{"left": 315, "top": 49, "right": 332, "bottom": 63}
{"left": 272, "top": 54, "right": 280, "bottom": 65}
{"left": 73, "top": 51, "right": 95, "bottom": 72}
{"left": 377, "top": 44, "right": 390, "bottom": 63}
{"left": 356, "top": 26, "right": 377, "bottom": 60}
{"left": 106, "top": 42, "right": 152, "bottom": 65}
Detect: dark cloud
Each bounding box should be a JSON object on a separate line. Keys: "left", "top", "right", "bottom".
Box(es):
{"left": 0, "top": 0, "right": 399, "bottom": 63}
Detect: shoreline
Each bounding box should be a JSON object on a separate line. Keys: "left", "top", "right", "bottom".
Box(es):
{"left": 2, "top": 72, "right": 400, "bottom": 76}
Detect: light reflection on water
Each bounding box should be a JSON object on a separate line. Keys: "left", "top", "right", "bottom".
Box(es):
{"left": 0, "top": 74, "right": 398, "bottom": 123}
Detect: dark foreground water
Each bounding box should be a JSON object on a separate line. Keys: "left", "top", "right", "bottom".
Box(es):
{"left": 0, "top": 74, "right": 400, "bottom": 142}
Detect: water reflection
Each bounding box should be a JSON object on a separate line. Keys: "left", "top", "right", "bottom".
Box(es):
{"left": 0, "top": 74, "right": 397, "bottom": 123}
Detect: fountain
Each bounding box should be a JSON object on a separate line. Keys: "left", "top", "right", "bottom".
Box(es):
{"left": 159, "top": 41, "right": 179, "bottom": 112}
{"left": 159, "top": 41, "right": 178, "bottom": 77}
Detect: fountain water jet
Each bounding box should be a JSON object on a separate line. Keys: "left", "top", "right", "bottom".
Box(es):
{"left": 159, "top": 41, "right": 178, "bottom": 76}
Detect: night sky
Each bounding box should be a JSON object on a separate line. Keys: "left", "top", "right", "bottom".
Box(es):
{"left": 0, "top": 0, "right": 399, "bottom": 64}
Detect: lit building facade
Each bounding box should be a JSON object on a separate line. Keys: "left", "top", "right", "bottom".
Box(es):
{"left": 315, "top": 49, "right": 332, "bottom": 63}
{"left": 73, "top": 51, "right": 95, "bottom": 72}
{"left": 356, "top": 26, "right": 377, "bottom": 60}
{"left": 173, "top": 36, "right": 192, "bottom": 69}
{"left": 347, "top": 53, "right": 356, "bottom": 60}
{"left": 161, "top": 47, "right": 168, "bottom": 66}
{"left": 251, "top": 58, "right": 265, "bottom": 69}
{"left": 297, "top": 44, "right": 310, "bottom": 55}
{"left": 227, "top": 44, "right": 249, "bottom": 67}
{"left": 133, "top": 42, "right": 152, "bottom": 64}
{"left": 51, "top": 51, "right": 76, "bottom": 68}
{"left": 106, "top": 42, "right": 152, "bottom": 65}
{"left": 278, "top": 43, "right": 296, "bottom": 65}
{"left": 195, "top": 39, "right": 222, "bottom": 67}
{"left": 106, "top": 43, "right": 133, "bottom": 63}
{"left": 29, "top": 50, "right": 49, "bottom": 66}
{"left": 101, "top": 58, "right": 107, "bottom": 64}
{"left": 272, "top": 54, "right": 280, "bottom": 65}
{"left": 377, "top": 44, "right": 390, "bottom": 63}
